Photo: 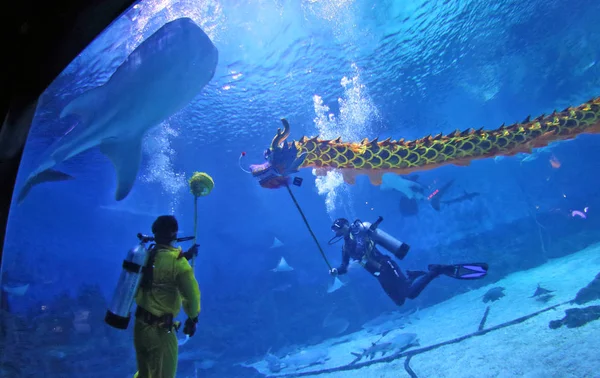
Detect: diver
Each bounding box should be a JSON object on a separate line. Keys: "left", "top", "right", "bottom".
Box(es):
{"left": 328, "top": 217, "right": 488, "bottom": 306}
{"left": 133, "top": 215, "right": 201, "bottom": 378}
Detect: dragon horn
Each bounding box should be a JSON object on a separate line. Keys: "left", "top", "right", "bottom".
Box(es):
{"left": 271, "top": 118, "right": 292, "bottom": 149}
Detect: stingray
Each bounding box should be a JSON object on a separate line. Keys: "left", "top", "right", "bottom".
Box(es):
{"left": 17, "top": 18, "right": 219, "bottom": 203}
{"left": 530, "top": 284, "right": 554, "bottom": 298}
{"left": 270, "top": 237, "right": 284, "bottom": 249}
{"left": 482, "top": 287, "right": 505, "bottom": 303}
{"left": 327, "top": 277, "right": 345, "bottom": 293}
{"left": 271, "top": 257, "right": 294, "bottom": 272}
{"left": 262, "top": 349, "right": 283, "bottom": 373}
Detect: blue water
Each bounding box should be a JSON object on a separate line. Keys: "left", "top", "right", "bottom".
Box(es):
{"left": 2, "top": 0, "right": 600, "bottom": 376}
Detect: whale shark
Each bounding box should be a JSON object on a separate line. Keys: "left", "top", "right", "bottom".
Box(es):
{"left": 17, "top": 18, "right": 219, "bottom": 203}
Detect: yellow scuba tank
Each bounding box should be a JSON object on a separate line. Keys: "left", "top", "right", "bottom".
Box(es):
{"left": 104, "top": 234, "right": 153, "bottom": 330}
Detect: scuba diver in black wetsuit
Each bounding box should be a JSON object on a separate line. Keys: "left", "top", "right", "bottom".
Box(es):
{"left": 328, "top": 217, "right": 489, "bottom": 306}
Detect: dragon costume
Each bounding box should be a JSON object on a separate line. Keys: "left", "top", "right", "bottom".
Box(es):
{"left": 248, "top": 97, "right": 600, "bottom": 188}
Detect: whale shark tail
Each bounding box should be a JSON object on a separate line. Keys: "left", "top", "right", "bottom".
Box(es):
{"left": 17, "top": 169, "right": 75, "bottom": 204}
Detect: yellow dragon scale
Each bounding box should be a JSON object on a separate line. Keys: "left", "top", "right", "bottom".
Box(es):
{"left": 286, "top": 98, "right": 600, "bottom": 185}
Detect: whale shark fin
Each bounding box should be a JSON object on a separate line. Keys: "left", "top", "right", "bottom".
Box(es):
{"left": 60, "top": 86, "right": 106, "bottom": 124}
{"left": 17, "top": 169, "right": 75, "bottom": 204}
{"left": 100, "top": 136, "right": 143, "bottom": 201}
{"left": 2, "top": 283, "right": 30, "bottom": 296}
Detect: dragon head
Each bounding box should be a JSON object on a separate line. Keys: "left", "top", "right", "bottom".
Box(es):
{"left": 270, "top": 118, "right": 291, "bottom": 150}
{"left": 249, "top": 119, "right": 307, "bottom": 188}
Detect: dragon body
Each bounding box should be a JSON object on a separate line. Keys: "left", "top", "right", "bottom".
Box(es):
{"left": 250, "top": 98, "right": 600, "bottom": 188}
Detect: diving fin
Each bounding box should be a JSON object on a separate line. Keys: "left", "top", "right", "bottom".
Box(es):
{"left": 429, "top": 263, "right": 488, "bottom": 280}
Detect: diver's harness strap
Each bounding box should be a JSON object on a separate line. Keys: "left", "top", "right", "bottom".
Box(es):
{"left": 135, "top": 306, "right": 180, "bottom": 332}
{"left": 123, "top": 260, "right": 143, "bottom": 273}
{"left": 349, "top": 222, "right": 382, "bottom": 272}
{"left": 139, "top": 245, "right": 158, "bottom": 291}
{"left": 134, "top": 244, "right": 182, "bottom": 332}
{"left": 361, "top": 248, "right": 383, "bottom": 273}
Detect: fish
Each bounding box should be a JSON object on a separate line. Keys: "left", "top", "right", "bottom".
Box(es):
{"left": 349, "top": 332, "right": 419, "bottom": 364}
{"left": 240, "top": 346, "right": 329, "bottom": 374}
{"left": 482, "top": 286, "right": 505, "bottom": 303}
{"left": 381, "top": 174, "right": 425, "bottom": 200}
{"left": 530, "top": 284, "right": 554, "bottom": 298}
{"left": 428, "top": 179, "right": 455, "bottom": 211}
{"left": 327, "top": 277, "right": 345, "bottom": 293}
{"left": 519, "top": 145, "right": 556, "bottom": 164}
{"left": 362, "top": 311, "right": 410, "bottom": 334}
{"left": 270, "top": 237, "right": 284, "bottom": 249}
{"left": 280, "top": 348, "right": 330, "bottom": 371}
{"left": 350, "top": 341, "right": 392, "bottom": 362}
{"left": 361, "top": 310, "right": 404, "bottom": 331}
{"left": 264, "top": 350, "right": 283, "bottom": 373}
{"left": 17, "top": 18, "right": 219, "bottom": 203}
{"left": 383, "top": 174, "right": 461, "bottom": 215}
{"left": 271, "top": 257, "right": 294, "bottom": 272}
{"left": 440, "top": 190, "right": 480, "bottom": 205}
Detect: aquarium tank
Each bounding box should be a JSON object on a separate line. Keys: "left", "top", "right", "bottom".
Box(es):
{"left": 2, "top": 0, "right": 600, "bottom": 377}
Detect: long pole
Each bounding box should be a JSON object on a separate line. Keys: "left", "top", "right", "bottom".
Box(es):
{"left": 284, "top": 183, "right": 332, "bottom": 270}
{"left": 192, "top": 196, "right": 198, "bottom": 268}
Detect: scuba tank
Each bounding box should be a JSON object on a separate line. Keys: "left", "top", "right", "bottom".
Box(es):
{"left": 358, "top": 216, "right": 411, "bottom": 259}
{"left": 104, "top": 234, "right": 154, "bottom": 330}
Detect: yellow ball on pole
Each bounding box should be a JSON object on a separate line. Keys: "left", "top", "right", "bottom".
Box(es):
{"left": 188, "top": 172, "right": 214, "bottom": 197}
{"left": 188, "top": 172, "right": 214, "bottom": 268}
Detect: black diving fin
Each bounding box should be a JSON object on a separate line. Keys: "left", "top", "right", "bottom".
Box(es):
{"left": 429, "top": 263, "right": 488, "bottom": 280}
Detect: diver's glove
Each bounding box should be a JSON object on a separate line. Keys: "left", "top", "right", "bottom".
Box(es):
{"left": 329, "top": 268, "right": 338, "bottom": 276}
{"left": 182, "top": 244, "right": 199, "bottom": 261}
{"left": 183, "top": 317, "right": 198, "bottom": 337}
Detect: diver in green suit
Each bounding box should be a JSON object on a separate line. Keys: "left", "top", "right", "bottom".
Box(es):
{"left": 133, "top": 215, "right": 201, "bottom": 378}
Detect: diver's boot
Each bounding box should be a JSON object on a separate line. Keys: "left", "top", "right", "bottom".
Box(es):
{"left": 428, "top": 264, "right": 457, "bottom": 277}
